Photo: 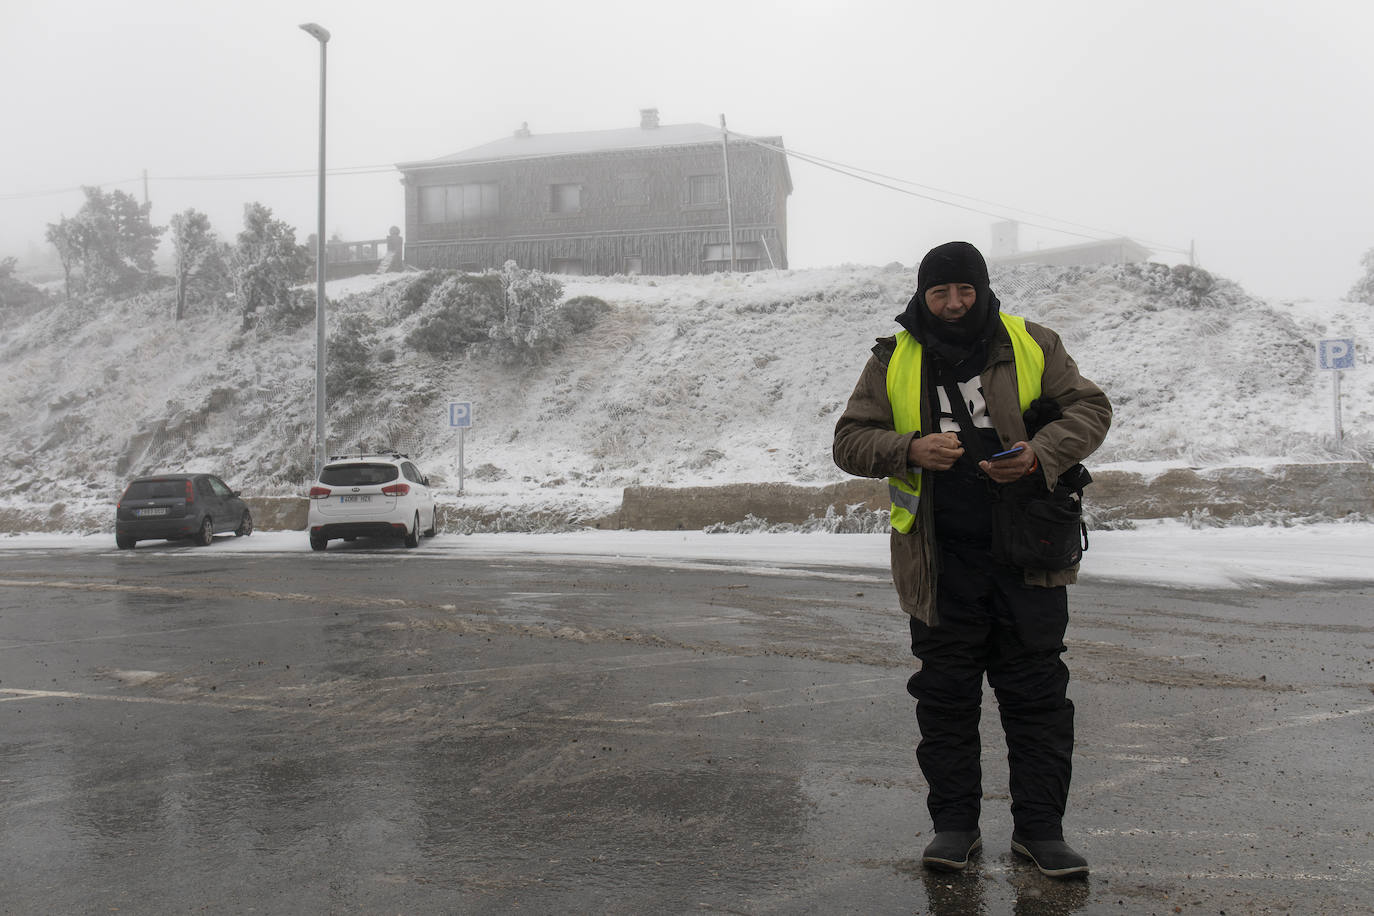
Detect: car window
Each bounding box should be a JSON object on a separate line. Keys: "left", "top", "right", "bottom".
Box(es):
{"left": 197, "top": 479, "right": 214, "bottom": 497}
{"left": 402, "top": 462, "right": 423, "bottom": 484}
{"left": 124, "top": 479, "right": 185, "bottom": 499}
{"left": 320, "top": 463, "right": 400, "bottom": 486}
{"left": 208, "top": 477, "right": 233, "bottom": 497}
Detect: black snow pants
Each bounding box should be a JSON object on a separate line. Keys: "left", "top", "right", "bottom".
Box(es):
{"left": 906, "top": 544, "right": 1074, "bottom": 840}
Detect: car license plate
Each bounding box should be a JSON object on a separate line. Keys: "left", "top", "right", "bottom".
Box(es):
{"left": 339, "top": 495, "right": 372, "bottom": 504}
{"left": 134, "top": 507, "right": 169, "bottom": 517}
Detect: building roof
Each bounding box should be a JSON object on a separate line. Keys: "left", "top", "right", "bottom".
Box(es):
{"left": 396, "top": 122, "right": 777, "bottom": 172}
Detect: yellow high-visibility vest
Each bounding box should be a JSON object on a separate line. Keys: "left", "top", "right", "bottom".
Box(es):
{"left": 885, "top": 314, "right": 1045, "bottom": 533}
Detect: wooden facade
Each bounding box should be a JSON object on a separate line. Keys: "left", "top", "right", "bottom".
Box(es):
{"left": 395, "top": 112, "right": 791, "bottom": 276}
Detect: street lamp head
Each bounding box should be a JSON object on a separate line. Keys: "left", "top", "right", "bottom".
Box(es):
{"left": 299, "top": 22, "right": 330, "bottom": 43}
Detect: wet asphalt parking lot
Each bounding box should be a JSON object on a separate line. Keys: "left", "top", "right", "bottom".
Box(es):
{"left": 0, "top": 534, "right": 1370, "bottom": 915}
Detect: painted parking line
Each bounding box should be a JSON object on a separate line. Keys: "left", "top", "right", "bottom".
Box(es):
{"left": 1206, "top": 703, "right": 1374, "bottom": 741}
{"left": 649, "top": 675, "right": 892, "bottom": 709}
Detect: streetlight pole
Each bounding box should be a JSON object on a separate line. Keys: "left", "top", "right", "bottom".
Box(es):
{"left": 300, "top": 22, "right": 330, "bottom": 479}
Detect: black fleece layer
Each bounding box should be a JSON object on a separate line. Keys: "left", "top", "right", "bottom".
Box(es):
{"left": 895, "top": 291, "right": 1007, "bottom": 546}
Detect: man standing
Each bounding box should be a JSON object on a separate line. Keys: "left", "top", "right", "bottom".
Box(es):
{"left": 832, "top": 241, "right": 1111, "bottom": 878}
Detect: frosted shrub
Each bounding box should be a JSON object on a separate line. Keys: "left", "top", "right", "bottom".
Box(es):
{"left": 326, "top": 314, "right": 378, "bottom": 396}
{"left": 470, "top": 463, "right": 507, "bottom": 481}
{"left": 0, "top": 258, "right": 51, "bottom": 321}
{"left": 488, "top": 261, "right": 566, "bottom": 363}
{"left": 405, "top": 272, "right": 505, "bottom": 356}
{"left": 401, "top": 263, "right": 606, "bottom": 364}
{"left": 704, "top": 504, "right": 890, "bottom": 534}
{"left": 393, "top": 269, "right": 450, "bottom": 318}
{"left": 560, "top": 295, "right": 611, "bottom": 332}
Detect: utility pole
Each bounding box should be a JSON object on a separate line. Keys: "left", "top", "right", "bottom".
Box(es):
{"left": 300, "top": 22, "right": 330, "bottom": 478}
{"left": 720, "top": 114, "right": 736, "bottom": 272}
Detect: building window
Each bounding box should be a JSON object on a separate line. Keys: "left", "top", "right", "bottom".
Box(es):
{"left": 688, "top": 174, "right": 722, "bottom": 205}
{"left": 419, "top": 183, "right": 499, "bottom": 224}
{"left": 703, "top": 242, "right": 763, "bottom": 270}
{"left": 703, "top": 242, "right": 761, "bottom": 262}
{"left": 623, "top": 257, "right": 643, "bottom": 276}
{"left": 551, "top": 258, "right": 585, "bottom": 275}
{"left": 551, "top": 183, "right": 583, "bottom": 214}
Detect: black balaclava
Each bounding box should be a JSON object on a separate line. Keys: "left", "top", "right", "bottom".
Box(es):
{"left": 895, "top": 241, "right": 997, "bottom": 352}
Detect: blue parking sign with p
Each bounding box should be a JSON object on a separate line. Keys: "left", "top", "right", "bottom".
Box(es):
{"left": 449, "top": 402, "right": 472, "bottom": 428}
{"left": 1318, "top": 339, "right": 1355, "bottom": 370}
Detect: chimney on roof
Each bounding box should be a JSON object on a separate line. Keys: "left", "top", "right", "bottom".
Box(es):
{"left": 639, "top": 108, "right": 659, "bottom": 130}
{"left": 514, "top": 122, "right": 531, "bottom": 139}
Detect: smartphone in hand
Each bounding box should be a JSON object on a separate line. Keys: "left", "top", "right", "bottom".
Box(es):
{"left": 988, "top": 445, "right": 1025, "bottom": 462}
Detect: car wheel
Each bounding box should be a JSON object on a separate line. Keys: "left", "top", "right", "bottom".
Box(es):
{"left": 403, "top": 512, "right": 420, "bottom": 548}
{"left": 194, "top": 517, "right": 214, "bottom": 547}
{"left": 116, "top": 535, "right": 136, "bottom": 550}
{"left": 424, "top": 509, "right": 436, "bottom": 538}
{"left": 235, "top": 510, "right": 253, "bottom": 537}
{"left": 310, "top": 533, "right": 327, "bottom": 551}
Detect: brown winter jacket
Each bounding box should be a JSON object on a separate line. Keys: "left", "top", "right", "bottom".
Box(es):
{"left": 832, "top": 316, "right": 1112, "bottom": 625}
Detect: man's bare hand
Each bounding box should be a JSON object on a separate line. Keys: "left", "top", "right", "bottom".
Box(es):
{"left": 908, "top": 432, "right": 963, "bottom": 471}
{"left": 979, "top": 441, "right": 1037, "bottom": 483}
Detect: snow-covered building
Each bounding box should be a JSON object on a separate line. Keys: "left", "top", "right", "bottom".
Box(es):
{"left": 395, "top": 109, "right": 791, "bottom": 276}
{"left": 988, "top": 220, "right": 1152, "bottom": 268}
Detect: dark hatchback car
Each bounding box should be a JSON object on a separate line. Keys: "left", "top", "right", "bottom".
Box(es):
{"left": 115, "top": 474, "right": 253, "bottom": 549}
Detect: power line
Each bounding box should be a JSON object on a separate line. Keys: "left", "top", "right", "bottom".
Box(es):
{"left": 730, "top": 130, "right": 1191, "bottom": 257}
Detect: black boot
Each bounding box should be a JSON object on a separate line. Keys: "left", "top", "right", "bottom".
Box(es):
{"left": 921, "top": 830, "right": 982, "bottom": 871}
{"left": 1010, "top": 833, "right": 1089, "bottom": 878}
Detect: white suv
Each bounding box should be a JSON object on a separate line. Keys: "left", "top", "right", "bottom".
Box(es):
{"left": 307, "top": 453, "right": 437, "bottom": 551}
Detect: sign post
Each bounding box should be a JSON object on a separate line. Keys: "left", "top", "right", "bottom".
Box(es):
{"left": 449, "top": 402, "right": 472, "bottom": 492}
{"left": 1317, "top": 339, "right": 1355, "bottom": 444}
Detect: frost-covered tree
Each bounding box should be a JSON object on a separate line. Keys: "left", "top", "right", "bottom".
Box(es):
{"left": 169, "top": 208, "right": 226, "bottom": 320}
{"left": 44, "top": 217, "right": 85, "bottom": 299}
{"left": 229, "top": 202, "right": 311, "bottom": 329}
{"left": 1348, "top": 247, "right": 1374, "bottom": 305}
{"left": 62, "top": 186, "right": 164, "bottom": 296}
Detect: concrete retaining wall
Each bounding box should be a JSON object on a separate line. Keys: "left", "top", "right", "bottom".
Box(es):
{"left": 243, "top": 497, "right": 309, "bottom": 532}
{"left": 618, "top": 479, "right": 885, "bottom": 530}
{"left": 1086, "top": 462, "right": 1374, "bottom": 521}
{"left": 617, "top": 463, "right": 1374, "bottom": 530}
{"left": 10, "top": 464, "right": 1371, "bottom": 535}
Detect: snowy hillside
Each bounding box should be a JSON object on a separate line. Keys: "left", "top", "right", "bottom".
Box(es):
{"left": 1, "top": 261, "right": 1370, "bottom": 531}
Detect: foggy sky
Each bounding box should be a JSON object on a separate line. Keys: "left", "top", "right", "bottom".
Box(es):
{"left": 4, "top": 0, "right": 1372, "bottom": 301}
